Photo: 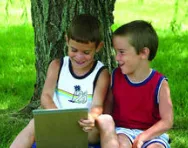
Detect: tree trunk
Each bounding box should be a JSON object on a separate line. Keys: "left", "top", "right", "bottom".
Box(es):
{"left": 20, "top": 0, "right": 116, "bottom": 114}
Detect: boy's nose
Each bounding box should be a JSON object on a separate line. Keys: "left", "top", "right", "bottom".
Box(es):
{"left": 115, "top": 53, "right": 120, "bottom": 61}
{"left": 76, "top": 52, "right": 85, "bottom": 59}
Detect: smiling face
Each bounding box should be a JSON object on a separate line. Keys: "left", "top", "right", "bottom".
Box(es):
{"left": 67, "top": 39, "right": 100, "bottom": 75}
{"left": 113, "top": 35, "right": 142, "bottom": 75}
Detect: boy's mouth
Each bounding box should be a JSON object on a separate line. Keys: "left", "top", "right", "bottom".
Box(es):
{"left": 118, "top": 63, "right": 124, "bottom": 67}
{"left": 75, "top": 60, "right": 85, "bottom": 65}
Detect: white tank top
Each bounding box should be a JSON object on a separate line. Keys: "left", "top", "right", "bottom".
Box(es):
{"left": 53, "top": 56, "right": 105, "bottom": 110}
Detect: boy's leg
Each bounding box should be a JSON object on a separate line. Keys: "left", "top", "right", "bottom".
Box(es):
{"left": 117, "top": 134, "right": 132, "bottom": 148}
{"left": 10, "top": 118, "right": 35, "bottom": 148}
{"left": 142, "top": 133, "right": 170, "bottom": 148}
{"left": 146, "top": 143, "right": 165, "bottom": 148}
{"left": 88, "top": 126, "right": 100, "bottom": 144}
{"left": 96, "top": 114, "right": 119, "bottom": 148}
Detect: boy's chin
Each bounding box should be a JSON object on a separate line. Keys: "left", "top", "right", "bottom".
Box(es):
{"left": 120, "top": 68, "right": 126, "bottom": 74}
{"left": 119, "top": 68, "right": 128, "bottom": 75}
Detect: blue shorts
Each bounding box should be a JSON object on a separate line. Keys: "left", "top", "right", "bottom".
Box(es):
{"left": 32, "top": 142, "right": 101, "bottom": 148}
{"left": 116, "top": 127, "right": 171, "bottom": 148}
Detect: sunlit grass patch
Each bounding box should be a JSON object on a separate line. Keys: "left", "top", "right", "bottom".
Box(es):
{"left": 113, "top": 0, "right": 188, "bottom": 31}
{"left": 0, "top": 24, "right": 35, "bottom": 113}
{"left": 0, "top": 0, "right": 31, "bottom": 25}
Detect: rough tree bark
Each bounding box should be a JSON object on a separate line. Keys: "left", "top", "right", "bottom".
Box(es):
{"left": 20, "top": 0, "right": 116, "bottom": 114}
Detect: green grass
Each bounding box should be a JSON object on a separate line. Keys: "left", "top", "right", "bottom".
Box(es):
{"left": 0, "top": 0, "right": 188, "bottom": 147}
{"left": 0, "top": 25, "right": 35, "bottom": 113}
{"left": 169, "top": 129, "right": 188, "bottom": 147}
{"left": 0, "top": 25, "right": 35, "bottom": 147}
{"left": 0, "top": 114, "right": 30, "bottom": 147}
{"left": 154, "top": 32, "right": 188, "bottom": 118}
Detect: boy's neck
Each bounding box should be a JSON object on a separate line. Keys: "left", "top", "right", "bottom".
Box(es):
{"left": 71, "top": 60, "right": 95, "bottom": 77}
{"left": 126, "top": 67, "right": 152, "bottom": 83}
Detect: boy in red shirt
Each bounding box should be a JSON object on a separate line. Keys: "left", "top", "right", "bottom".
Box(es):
{"left": 97, "top": 20, "right": 173, "bottom": 148}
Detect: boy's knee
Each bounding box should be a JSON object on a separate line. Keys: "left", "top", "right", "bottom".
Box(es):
{"left": 28, "top": 119, "right": 35, "bottom": 129}
{"left": 28, "top": 119, "right": 34, "bottom": 126}
{"left": 23, "top": 119, "right": 35, "bottom": 138}
{"left": 96, "top": 114, "right": 115, "bottom": 131}
{"left": 98, "top": 114, "right": 114, "bottom": 122}
{"left": 118, "top": 134, "right": 132, "bottom": 148}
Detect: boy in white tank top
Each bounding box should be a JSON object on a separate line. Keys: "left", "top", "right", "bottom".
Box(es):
{"left": 10, "top": 14, "right": 110, "bottom": 148}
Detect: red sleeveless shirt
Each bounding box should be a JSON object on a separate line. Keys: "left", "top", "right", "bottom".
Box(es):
{"left": 112, "top": 67, "right": 167, "bottom": 130}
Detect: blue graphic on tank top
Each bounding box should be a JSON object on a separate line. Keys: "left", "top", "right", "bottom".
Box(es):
{"left": 68, "top": 85, "right": 88, "bottom": 104}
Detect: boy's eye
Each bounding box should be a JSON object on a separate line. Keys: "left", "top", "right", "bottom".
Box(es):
{"left": 71, "top": 47, "right": 77, "bottom": 52}
{"left": 84, "top": 51, "right": 90, "bottom": 55}
{"left": 119, "top": 50, "right": 125, "bottom": 54}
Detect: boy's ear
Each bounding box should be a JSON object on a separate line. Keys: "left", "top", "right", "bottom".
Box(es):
{"left": 96, "top": 41, "right": 104, "bottom": 52}
{"left": 140, "top": 47, "right": 150, "bottom": 60}
{"left": 65, "top": 35, "right": 70, "bottom": 46}
{"left": 65, "top": 35, "right": 68, "bottom": 42}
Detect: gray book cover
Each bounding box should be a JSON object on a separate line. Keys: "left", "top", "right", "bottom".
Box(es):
{"left": 33, "top": 108, "right": 88, "bottom": 148}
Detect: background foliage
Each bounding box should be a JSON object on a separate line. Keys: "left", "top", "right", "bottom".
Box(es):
{"left": 0, "top": 0, "right": 188, "bottom": 147}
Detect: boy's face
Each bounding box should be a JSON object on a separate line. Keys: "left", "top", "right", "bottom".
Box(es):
{"left": 67, "top": 39, "right": 99, "bottom": 73}
{"left": 113, "top": 36, "right": 142, "bottom": 75}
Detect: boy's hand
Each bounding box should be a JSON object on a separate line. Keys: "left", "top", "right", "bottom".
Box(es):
{"left": 78, "top": 114, "right": 95, "bottom": 132}
{"left": 132, "top": 134, "right": 144, "bottom": 148}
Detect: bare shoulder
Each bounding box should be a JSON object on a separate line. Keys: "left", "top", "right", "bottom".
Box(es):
{"left": 98, "top": 68, "right": 110, "bottom": 79}
{"left": 43, "top": 59, "right": 62, "bottom": 89}
{"left": 49, "top": 59, "right": 61, "bottom": 69}
{"left": 96, "top": 68, "right": 110, "bottom": 86}
{"left": 45, "top": 59, "right": 61, "bottom": 79}
{"left": 159, "top": 79, "right": 173, "bottom": 127}
{"left": 92, "top": 68, "right": 110, "bottom": 106}
{"left": 47, "top": 59, "right": 61, "bottom": 73}
{"left": 159, "top": 79, "right": 172, "bottom": 105}
{"left": 160, "top": 79, "right": 170, "bottom": 97}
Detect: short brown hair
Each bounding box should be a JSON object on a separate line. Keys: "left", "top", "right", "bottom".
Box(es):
{"left": 113, "top": 20, "right": 158, "bottom": 61}
{"left": 67, "top": 14, "right": 103, "bottom": 47}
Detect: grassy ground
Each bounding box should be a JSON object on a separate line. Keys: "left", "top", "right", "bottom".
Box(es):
{"left": 0, "top": 1, "right": 35, "bottom": 147}
{"left": 0, "top": 0, "right": 188, "bottom": 147}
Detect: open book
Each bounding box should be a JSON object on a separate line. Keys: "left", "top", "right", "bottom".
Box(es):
{"left": 33, "top": 108, "right": 88, "bottom": 148}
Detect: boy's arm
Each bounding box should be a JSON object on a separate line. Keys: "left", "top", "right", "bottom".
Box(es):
{"left": 103, "top": 79, "right": 114, "bottom": 115}
{"left": 40, "top": 59, "right": 60, "bottom": 109}
{"left": 133, "top": 80, "right": 173, "bottom": 148}
{"left": 90, "top": 69, "right": 110, "bottom": 118}
{"left": 79, "top": 69, "right": 110, "bottom": 131}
